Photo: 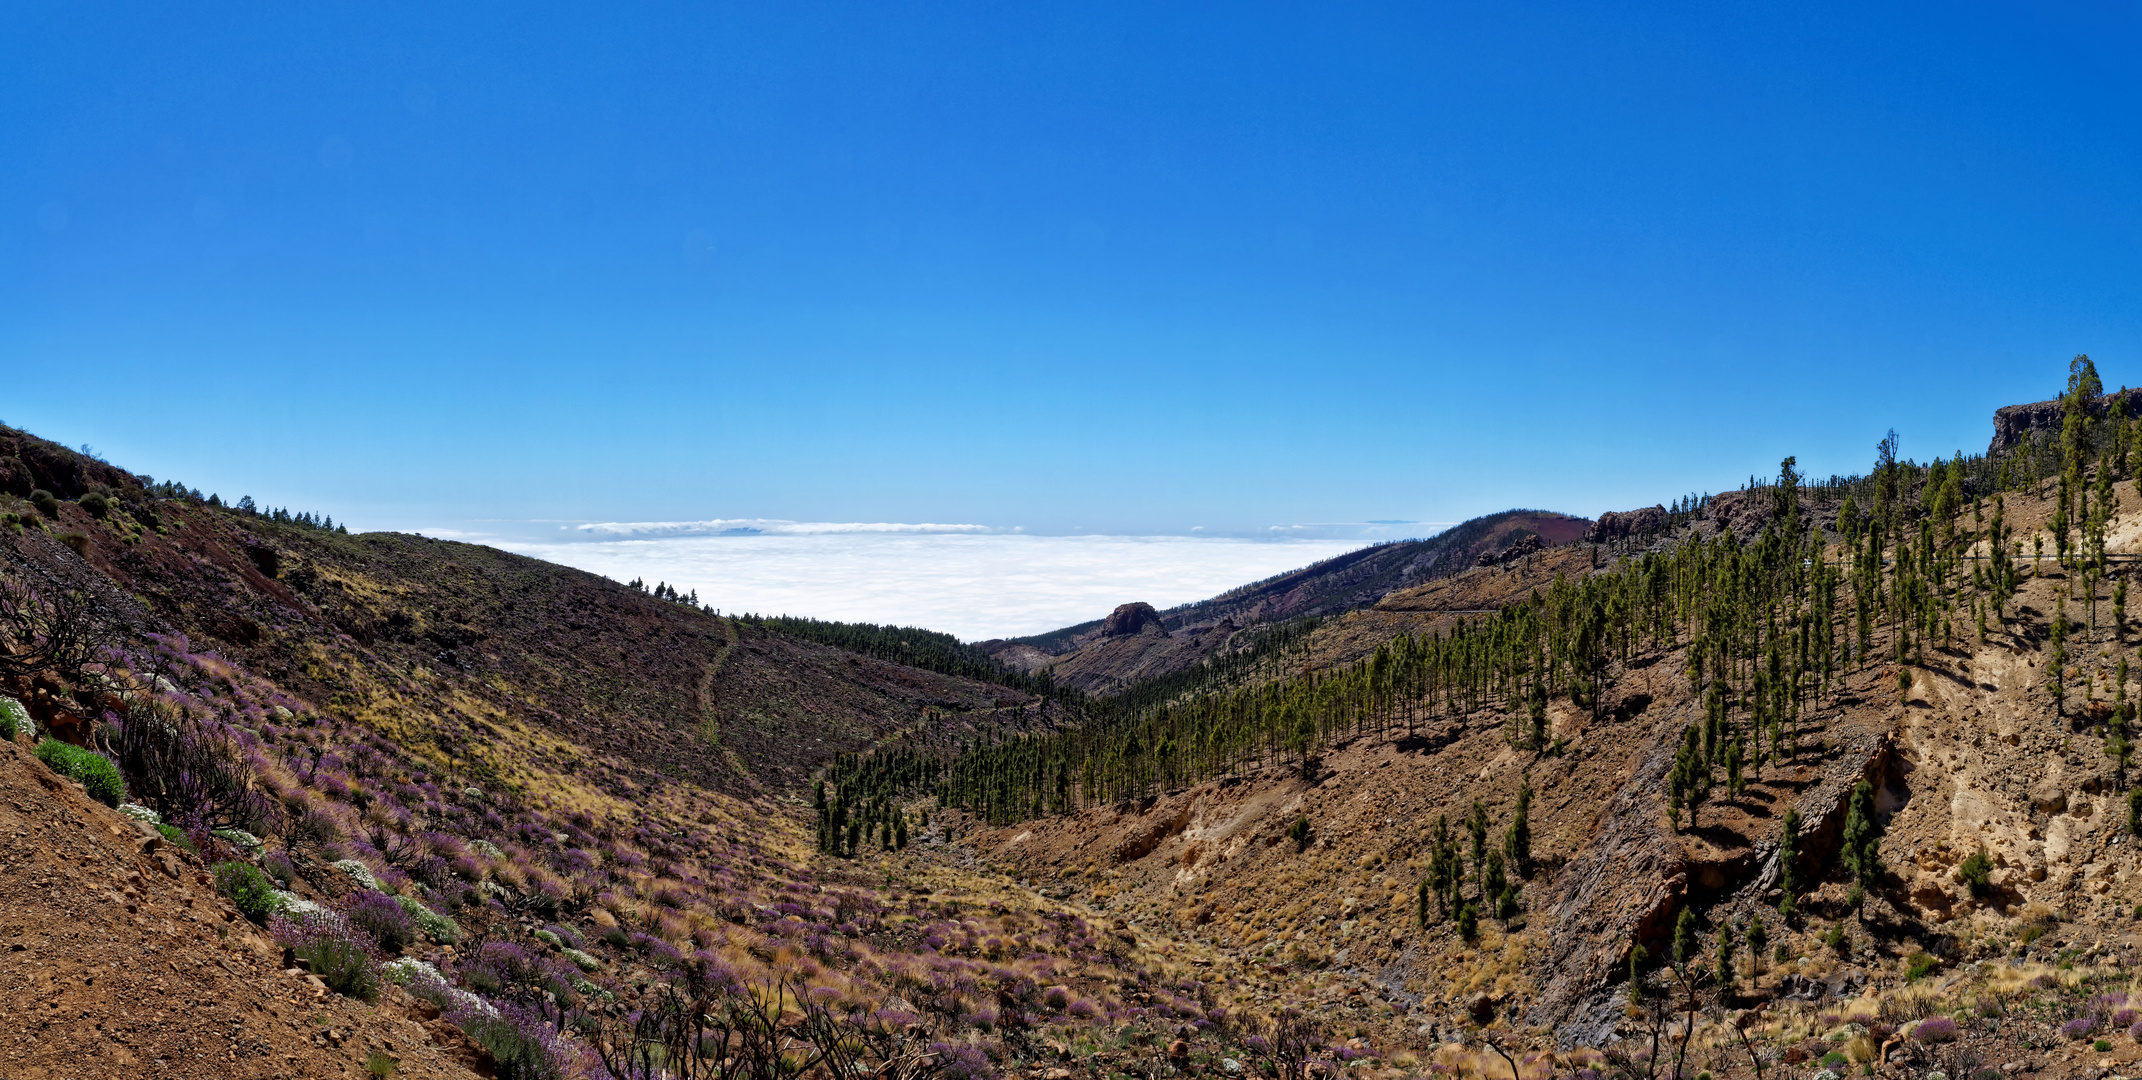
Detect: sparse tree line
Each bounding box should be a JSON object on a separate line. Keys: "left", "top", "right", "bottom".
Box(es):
{"left": 747, "top": 613, "right": 1082, "bottom": 704}
{"left": 1415, "top": 785, "right": 1532, "bottom": 940}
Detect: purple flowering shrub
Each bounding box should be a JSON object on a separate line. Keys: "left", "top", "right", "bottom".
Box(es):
{"left": 451, "top": 998, "right": 582, "bottom": 1080}
{"left": 2063, "top": 1015, "right": 2102, "bottom": 1040}
{"left": 1911, "top": 1017, "right": 1958, "bottom": 1043}
{"left": 343, "top": 889, "right": 418, "bottom": 953}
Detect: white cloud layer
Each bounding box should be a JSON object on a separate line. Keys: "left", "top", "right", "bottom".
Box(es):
{"left": 495, "top": 532, "right": 1362, "bottom": 641}
{"left": 575, "top": 518, "right": 994, "bottom": 538}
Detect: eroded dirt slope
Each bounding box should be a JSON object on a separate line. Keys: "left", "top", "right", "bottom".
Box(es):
{"left": 0, "top": 738, "right": 484, "bottom": 1079}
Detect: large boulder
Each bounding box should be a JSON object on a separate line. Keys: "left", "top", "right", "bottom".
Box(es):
{"left": 1101, "top": 602, "right": 1169, "bottom": 638}
{"left": 1587, "top": 506, "right": 1667, "bottom": 544}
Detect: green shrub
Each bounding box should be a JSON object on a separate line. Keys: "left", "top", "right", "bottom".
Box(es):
{"left": 0, "top": 697, "right": 27, "bottom": 741}
{"left": 155, "top": 822, "right": 199, "bottom": 854}
{"left": 212, "top": 861, "right": 283, "bottom": 924}
{"left": 1905, "top": 951, "right": 1938, "bottom": 982}
{"left": 28, "top": 489, "right": 58, "bottom": 518}
{"left": 301, "top": 933, "right": 379, "bottom": 1001}
{"left": 2095, "top": 1039, "right": 2113, "bottom": 1053}
{"left": 275, "top": 910, "right": 381, "bottom": 1002}
{"left": 78, "top": 492, "right": 109, "bottom": 519}
{"left": 1959, "top": 849, "right": 1994, "bottom": 897}
{"left": 1287, "top": 816, "right": 1312, "bottom": 851}
{"left": 1821, "top": 1051, "right": 1848, "bottom": 1068}
{"left": 33, "top": 739, "right": 123, "bottom": 806}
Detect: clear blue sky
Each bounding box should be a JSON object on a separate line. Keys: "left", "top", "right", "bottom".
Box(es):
{"left": 6, "top": 2, "right": 2140, "bottom": 537}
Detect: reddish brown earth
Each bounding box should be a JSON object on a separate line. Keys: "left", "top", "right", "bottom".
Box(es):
{"left": 0, "top": 737, "right": 486, "bottom": 1079}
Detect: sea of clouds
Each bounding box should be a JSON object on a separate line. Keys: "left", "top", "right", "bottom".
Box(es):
{"left": 488, "top": 523, "right": 1377, "bottom": 640}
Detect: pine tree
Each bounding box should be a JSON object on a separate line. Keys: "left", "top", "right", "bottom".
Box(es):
{"left": 1777, "top": 808, "right": 1802, "bottom": 921}
{"left": 1483, "top": 850, "right": 1508, "bottom": 920}
{"left": 1504, "top": 781, "right": 1533, "bottom": 878}
{"left": 1745, "top": 913, "right": 1768, "bottom": 977}
{"left": 1672, "top": 907, "right": 1698, "bottom": 971}
{"left": 1840, "top": 780, "right": 1883, "bottom": 914}
{"left": 1715, "top": 923, "right": 1737, "bottom": 989}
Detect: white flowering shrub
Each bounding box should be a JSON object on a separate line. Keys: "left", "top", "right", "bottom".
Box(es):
{"left": 331, "top": 859, "right": 380, "bottom": 891}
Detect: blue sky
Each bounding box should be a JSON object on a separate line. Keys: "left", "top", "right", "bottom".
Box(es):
{"left": 6, "top": 2, "right": 2142, "bottom": 539}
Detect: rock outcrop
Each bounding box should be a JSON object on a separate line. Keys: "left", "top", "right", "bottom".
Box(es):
{"left": 1530, "top": 720, "right": 1898, "bottom": 1046}
{"left": 1101, "top": 602, "right": 1169, "bottom": 638}
{"left": 1989, "top": 387, "right": 2142, "bottom": 456}
{"left": 1474, "top": 532, "right": 1545, "bottom": 567}
{"left": 1699, "top": 489, "right": 1773, "bottom": 543}
{"left": 1586, "top": 505, "right": 1667, "bottom": 544}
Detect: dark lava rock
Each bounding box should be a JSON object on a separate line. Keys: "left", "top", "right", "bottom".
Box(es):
{"left": 1587, "top": 506, "right": 1667, "bottom": 544}
{"left": 1101, "top": 602, "right": 1169, "bottom": 638}
{"left": 1991, "top": 387, "right": 2142, "bottom": 455}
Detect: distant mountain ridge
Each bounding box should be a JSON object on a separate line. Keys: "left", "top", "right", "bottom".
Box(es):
{"left": 983, "top": 509, "right": 1590, "bottom": 693}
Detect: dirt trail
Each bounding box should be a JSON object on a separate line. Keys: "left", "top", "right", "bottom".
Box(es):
{"left": 0, "top": 740, "right": 484, "bottom": 1080}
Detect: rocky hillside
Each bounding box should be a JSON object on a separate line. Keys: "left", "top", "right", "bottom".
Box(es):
{"left": 17, "top": 371, "right": 2142, "bottom": 1080}
{"left": 938, "top": 375, "right": 2142, "bottom": 1078}
{"left": 0, "top": 431, "right": 1300, "bottom": 1079}
{"left": 0, "top": 735, "right": 491, "bottom": 1078}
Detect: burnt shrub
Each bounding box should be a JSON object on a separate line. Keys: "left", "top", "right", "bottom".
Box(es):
{"left": 110, "top": 705, "right": 276, "bottom": 834}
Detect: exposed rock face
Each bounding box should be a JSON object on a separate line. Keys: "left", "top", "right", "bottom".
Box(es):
{"left": 1990, "top": 387, "right": 2142, "bottom": 455}
{"left": 1531, "top": 723, "right": 1896, "bottom": 1047}
{"left": 1699, "top": 490, "right": 1773, "bottom": 543}
{"left": 1101, "top": 602, "right": 1169, "bottom": 638}
{"left": 1474, "top": 532, "right": 1545, "bottom": 567}
{"left": 1586, "top": 506, "right": 1667, "bottom": 544}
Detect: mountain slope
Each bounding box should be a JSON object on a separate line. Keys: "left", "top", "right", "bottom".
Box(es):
{"left": 0, "top": 736, "right": 488, "bottom": 1079}
{"left": 991, "top": 510, "right": 1591, "bottom": 694}
{"left": 0, "top": 429, "right": 1311, "bottom": 1080}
